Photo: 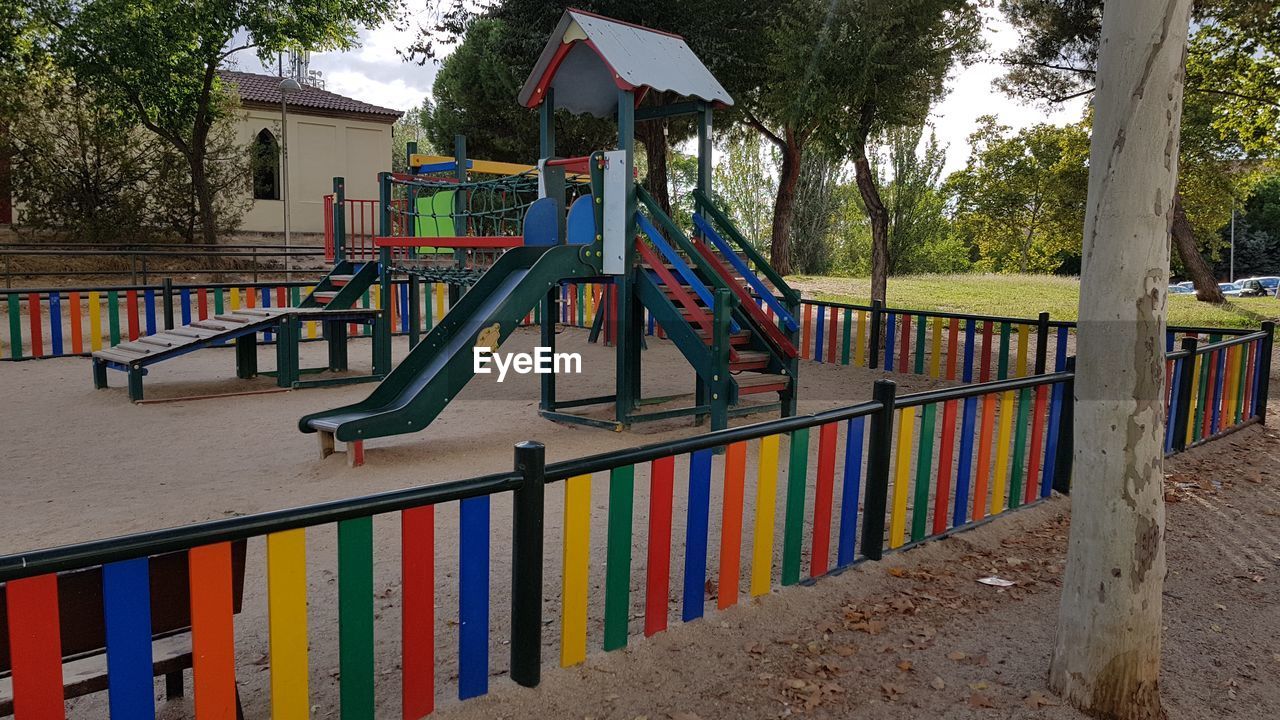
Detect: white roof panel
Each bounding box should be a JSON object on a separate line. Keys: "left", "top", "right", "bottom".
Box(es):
{"left": 518, "top": 10, "right": 733, "bottom": 118}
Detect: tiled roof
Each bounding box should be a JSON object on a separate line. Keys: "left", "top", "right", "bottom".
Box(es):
{"left": 219, "top": 70, "right": 403, "bottom": 121}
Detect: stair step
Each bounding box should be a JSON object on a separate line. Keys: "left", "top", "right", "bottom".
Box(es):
{"left": 329, "top": 274, "right": 354, "bottom": 286}
{"left": 730, "top": 350, "right": 770, "bottom": 371}
{"left": 313, "top": 291, "right": 340, "bottom": 301}
{"left": 695, "top": 329, "right": 751, "bottom": 346}
{"left": 734, "top": 372, "right": 790, "bottom": 395}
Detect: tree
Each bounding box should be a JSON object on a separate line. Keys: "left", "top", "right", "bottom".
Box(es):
{"left": 880, "top": 124, "right": 969, "bottom": 274}
{"left": 1049, "top": 2, "right": 1192, "bottom": 718}
{"left": 392, "top": 99, "right": 434, "bottom": 174}
{"left": 26, "top": 0, "right": 401, "bottom": 244}
{"left": 417, "top": 0, "right": 769, "bottom": 220}
{"left": 713, "top": 133, "right": 777, "bottom": 252}
{"left": 946, "top": 117, "right": 1090, "bottom": 273}
{"left": 1214, "top": 172, "right": 1280, "bottom": 277}
{"left": 8, "top": 77, "right": 159, "bottom": 242}
{"left": 998, "top": 0, "right": 1280, "bottom": 302}
{"left": 789, "top": 150, "right": 845, "bottom": 274}
{"left": 740, "top": 0, "right": 982, "bottom": 285}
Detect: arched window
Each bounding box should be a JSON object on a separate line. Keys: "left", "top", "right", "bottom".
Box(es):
{"left": 251, "top": 129, "right": 280, "bottom": 200}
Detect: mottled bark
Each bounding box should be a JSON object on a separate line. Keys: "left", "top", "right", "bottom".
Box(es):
{"left": 854, "top": 154, "right": 889, "bottom": 302}
{"left": 1171, "top": 193, "right": 1224, "bottom": 302}
{"left": 1048, "top": 1, "right": 1192, "bottom": 718}
{"left": 769, "top": 135, "right": 801, "bottom": 276}
{"left": 636, "top": 121, "right": 672, "bottom": 222}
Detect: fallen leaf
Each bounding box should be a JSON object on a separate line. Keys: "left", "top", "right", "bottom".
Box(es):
{"left": 834, "top": 645, "right": 856, "bottom": 657}
{"left": 947, "top": 651, "right": 968, "bottom": 661}
{"left": 930, "top": 677, "right": 947, "bottom": 690}
{"left": 888, "top": 567, "right": 908, "bottom": 578}
{"left": 896, "top": 660, "right": 913, "bottom": 672}
{"left": 786, "top": 679, "right": 807, "bottom": 690}
{"left": 1024, "top": 690, "right": 1058, "bottom": 708}
{"left": 968, "top": 693, "right": 997, "bottom": 708}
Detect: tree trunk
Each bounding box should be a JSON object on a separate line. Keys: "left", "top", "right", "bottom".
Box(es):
{"left": 637, "top": 120, "right": 672, "bottom": 222}
{"left": 854, "top": 154, "right": 889, "bottom": 302}
{"left": 1171, "top": 193, "right": 1224, "bottom": 302}
{"left": 769, "top": 136, "right": 801, "bottom": 276}
{"left": 190, "top": 152, "right": 217, "bottom": 245}
{"left": 1048, "top": 2, "right": 1191, "bottom": 719}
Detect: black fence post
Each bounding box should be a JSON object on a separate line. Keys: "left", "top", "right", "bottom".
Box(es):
{"left": 510, "top": 441, "right": 546, "bottom": 688}
{"left": 1034, "top": 311, "right": 1050, "bottom": 375}
{"left": 1173, "top": 337, "right": 1198, "bottom": 451}
{"left": 1258, "top": 321, "right": 1275, "bottom": 424}
{"left": 859, "top": 379, "right": 897, "bottom": 560}
{"left": 868, "top": 299, "right": 883, "bottom": 370}
{"left": 161, "top": 277, "right": 175, "bottom": 331}
{"left": 1053, "top": 356, "right": 1076, "bottom": 495}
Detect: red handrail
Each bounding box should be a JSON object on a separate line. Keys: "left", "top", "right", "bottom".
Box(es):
{"left": 373, "top": 236, "right": 524, "bottom": 249}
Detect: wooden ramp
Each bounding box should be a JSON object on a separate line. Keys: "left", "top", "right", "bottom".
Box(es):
{"left": 92, "top": 307, "right": 380, "bottom": 402}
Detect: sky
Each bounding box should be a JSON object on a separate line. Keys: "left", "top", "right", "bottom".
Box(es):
{"left": 228, "top": 8, "right": 1088, "bottom": 175}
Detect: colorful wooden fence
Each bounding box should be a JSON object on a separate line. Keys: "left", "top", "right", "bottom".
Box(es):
{"left": 795, "top": 299, "right": 1262, "bottom": 382}
{"left": 1165, "top": 328, "right": 1273, "bottom": 452}
{"left": 0, "top": 352, "right": 1270, "bottom": 717}
{"left": 0, "top": 280, "right": 619, "bottom": 361}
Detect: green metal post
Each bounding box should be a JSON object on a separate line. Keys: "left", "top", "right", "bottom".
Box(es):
{"left": 711, "top": 288, "right": 731, "bottom": 431}
{"left": 235, "top": 334, "right": 258, "bottom": 379}
{"left": 408, "top": 275, "right": 422, "bottom": 348}
{"left": 333, "top": 177, "right": 347, "bottom": 264}
{"left": 696, "top": 102, "right": 712, "bottom": 197}
{"left": 510, "top": 441, "right": 546, "bottom": 687}
{"left": 450, "top": 135, "right": 467, "bottom": 305}
{"left": 161, "top": 277, "right": 175, "bottom": 330}
{"left": 615, "top": 89, "right": 638, "bottom": 426}
{"left": 375, "top": 245, "right": 393, "bottom": 376}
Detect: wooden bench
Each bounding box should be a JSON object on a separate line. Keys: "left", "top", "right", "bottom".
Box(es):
{"left": 0, "top": 540, "right": 247, "bottom": 716}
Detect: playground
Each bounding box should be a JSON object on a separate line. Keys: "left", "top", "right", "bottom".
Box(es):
{"left": 0, "top": 9, "right": 1276, "bottom": 720}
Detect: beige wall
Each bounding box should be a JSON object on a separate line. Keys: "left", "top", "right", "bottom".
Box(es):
{"left": 236, "top": 107, "right": 393, "bottom": 234}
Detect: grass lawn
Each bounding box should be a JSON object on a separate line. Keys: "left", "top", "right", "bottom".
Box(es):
{"left": 791, "top": 273, "right": 1280, "bottom": 330}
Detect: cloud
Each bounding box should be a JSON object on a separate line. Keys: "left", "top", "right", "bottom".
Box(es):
{"left": 931, "top": 11, "right": 1088, "bottom": 174}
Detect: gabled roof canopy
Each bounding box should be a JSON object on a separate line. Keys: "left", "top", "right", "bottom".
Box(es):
{"left": 517, "top": 9, "right": 733, "bottom": 118}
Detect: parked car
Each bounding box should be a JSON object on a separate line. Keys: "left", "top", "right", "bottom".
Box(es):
{"left": 1168, "top": 285, "right": 1194, "bottom": 294}
{"left": 1176, "top": 281, "right": 1195, "bottom": 289}
{"left": 1240, "top": 276, "right": 1280, "bottom": 296}
{"left": 1237, "top": 279, "right": 1269, "bottom": 297}
{"left": 1219, "top": 282, "right": 1243, "bottom": 297}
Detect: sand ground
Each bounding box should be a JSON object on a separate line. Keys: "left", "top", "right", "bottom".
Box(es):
{"left": 1, "top": 329, "right": 1275, "bottom": 718}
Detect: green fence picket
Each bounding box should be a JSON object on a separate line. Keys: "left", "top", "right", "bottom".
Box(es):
{"left": 603, "top": 465, "right": 635, "bottom": 651}
{"left": 338, "top": 516, "right": 375, "bottom": 719}
{"left": 911, "top": 403, "right": 936, "bottom": 542}
{"left": 106, "top": 291, "right": 121, "bottom": 346}
{"left": 914, "top": 316, "right": 927, "bottom": 375}
{"left": 1008, "top": 388, "right": 1031, "bottom": 508}
{"left": 997, "top": 323, "right": 1011, "bottom": 380}
{"left": 781, "top": 428, "right": 810, "bottom": 586}
{"left": 841, "top": 308, "right": 852, "bottom": 365}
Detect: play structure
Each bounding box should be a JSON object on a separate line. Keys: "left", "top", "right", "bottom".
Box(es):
{"left": 298, "top": 9, "right": 803, "bottom": 460}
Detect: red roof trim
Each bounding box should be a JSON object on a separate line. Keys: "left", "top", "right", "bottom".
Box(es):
{"left": 523, "top": 38, "right": 636, "bottom": 108}
{"left": 565, "top": 8, "right": 686, "bottom": 40}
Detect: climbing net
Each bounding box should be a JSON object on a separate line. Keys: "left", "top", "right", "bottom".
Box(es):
{"left": 387, "top": 170, "right": 589, "bottom": 284}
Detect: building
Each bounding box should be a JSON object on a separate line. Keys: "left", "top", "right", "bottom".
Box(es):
{"left": 223, "top": 70, "right": 402, "bottom": 235}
